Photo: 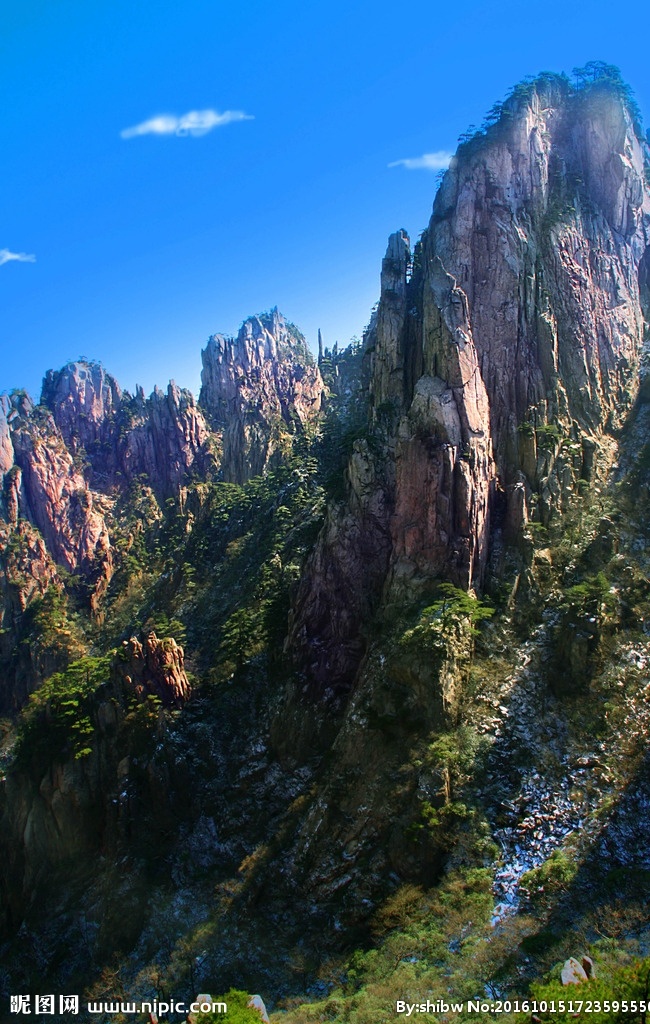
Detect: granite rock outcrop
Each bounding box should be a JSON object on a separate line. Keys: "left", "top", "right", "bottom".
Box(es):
{"left": 1, "top": 392, "right": 113, "bottom": 605}
{"left": 1, "top": 313, "right": 321, "bottom": 714}
{"left": 288, "top": 76, "right": 650, "bottom": 700}
{"left": 114, "top": 632, "right": 192, "bottom": 708}
{"left": 42, "top": 362, "right": 214, "bottom": 498}
{"left": 200, "top": 309, "right": 323, "bottom": 483}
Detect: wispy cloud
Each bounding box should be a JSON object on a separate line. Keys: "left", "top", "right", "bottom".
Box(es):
{"left": 0, "top": 249, "right": 36, "bottom": 267}
{"left": 121, "top": 109, "right": 254, "bottom": 140}
{"left": 388, "top": 150, "right": 453, "bottom": 171}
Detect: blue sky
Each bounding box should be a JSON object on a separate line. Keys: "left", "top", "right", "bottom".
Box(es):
{"left": 1, "top": 0, "right": 649, "bottom": 400}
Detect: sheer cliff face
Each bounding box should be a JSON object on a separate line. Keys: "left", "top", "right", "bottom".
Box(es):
{"left": 200, "top": 310, "right": 323, "bottom": 483}
{"left": 290, "top": 82, "right": 650, "bottom": 698}
{"left": 42, "top": 362, "right": 213, "bottom": 497}
{"left": 1, "top": 367, "right": 213, "bottom": 620}
{"left": 429, "top": 83, "right": 650, "bottom": 475}
{"left": 1, "top": 393, "right": 112, "bottom": 598}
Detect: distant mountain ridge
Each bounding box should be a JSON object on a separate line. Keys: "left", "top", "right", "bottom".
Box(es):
{"left": 0, "top": 311, "right": 323, "bottom": 712}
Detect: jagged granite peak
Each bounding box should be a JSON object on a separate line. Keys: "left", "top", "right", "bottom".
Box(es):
{"left": 427, "top": 76, "right": 650, "bottom": 481}
{"left": 41, "top": 360, "right": 213, "bottom": 497}
{"left": 6, "top": 403, "right": 113, "bottom": 598}
{"left": 367, "top": 228, "right": 411, "bottom": 410}
{"left": 1, "top": 390, "right": 112, "bottom": 585}
{"left": 287, "top": 73, "right": 650, "bottom": 703}
{"left": 41, "top": 360, "right": 123, "bottom": 457}
{"left": 119, "top": 378, "right": 213, "bottom": 498}
{"left": 199, "top": 308, "right": 323, "bottom": 483}
{"left": 0, "top": 364, "right": 213, "bottom": 646}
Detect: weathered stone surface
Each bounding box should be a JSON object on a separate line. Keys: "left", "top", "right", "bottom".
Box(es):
{"left": 561, "top": 956, "right": 589, "bottom": 985}
{"left": 115, "top": 632, "right": 191, "bottom": 708}
{"left": 0, "top": 395, "right": 16, "bottom": 476}
{"left": 43, "top": 362, "right": 214, "bottom": 498}
{"left": 2, "top": 387, "right": 115, "bottom": 606}
{"left": 1, "top": 313, "right": 321, "bottom": 718}
{"left": 8, "top": 407, "right": 113, "bottom": 586}
{"left": 430, "top": 81, "right": 650, "bottom": 492}
{"left": 41, "top": 360, "right": 122, "bottom": 480}
{"left": 0, "top": 519, "right": 59, "bottom": 614}
{"left": 0, "top": 359, "right": 217, "bottom": 648}
{"left": 368, "top": 228, "right": 411, "bottom": 412}
{"left": 288, "top": 80, "right": 650, "bottom": 701}
{"left": 289, "top": 235, "right": 495, "bottom": 696}
{"left": 120, "top": 381, "right": 213, "bottom": 498}
{"left": 200, "top": 309, "right": 323, "bottom": 483}
{"left": 287, "top": 437, "right": 392, "bottom": 699}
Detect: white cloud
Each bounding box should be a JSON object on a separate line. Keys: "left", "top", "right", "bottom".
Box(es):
{"left": 121, "top": 109, "right": 254, "bottom": 139}
{"left": 388, "top": 150, "right": 453, "bottom": 171}
{"left": 0, "top": 249, "right": 36, "bottom": 267}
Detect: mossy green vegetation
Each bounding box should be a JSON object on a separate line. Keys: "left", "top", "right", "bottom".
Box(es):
{"left": 196, "top": 989, "right": 264, "bottom": 1024}
{"left": 399, "top": 585, "right": 494, "bottom": 655}
{"left": 15, "top": 653, "right": 112, "bottom": 763}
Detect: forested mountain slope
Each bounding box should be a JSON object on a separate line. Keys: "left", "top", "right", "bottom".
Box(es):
{"left": 1, "top": 65, "right": 650, "bottom": 1022}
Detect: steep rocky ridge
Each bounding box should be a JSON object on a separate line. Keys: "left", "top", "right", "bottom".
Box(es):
{"left": 0, "top": 316, "right": 317, "bottom": 691}
{"left": 267, "top": 74, "right": 650, "bottom": 947}
{"left": 428, "top": 79, "right": 650, "bottom": 482}
{"left": 42, "top": 362, "right": 214, "bottom": 499}
{"left": 1, "top": 392, "right": 113, "bottom": 608}
{"left": 289, "top": 75, "right": 650, "bottom": 706}
{"left": 200, "top": 309, "right": 323, "bottom": 483}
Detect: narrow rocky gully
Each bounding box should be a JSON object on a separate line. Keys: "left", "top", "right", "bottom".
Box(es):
{"left": 467, "top": 621, "right": 650, "bottom": 922}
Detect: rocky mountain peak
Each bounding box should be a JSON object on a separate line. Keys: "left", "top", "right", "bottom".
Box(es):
{"left": 428, "top": 75, "right": 650, "bottom": 489}
{"left": 41, "top": 360, "right": 123, "bottom": 451}
{"left": 200, "top": 309, "right": 323, "bottom": 483}
{"left": 289, "top": 72, "right": 650, "bottom": 701}
{"left": 39, "top": 359, "right": 213, "bottom": 498}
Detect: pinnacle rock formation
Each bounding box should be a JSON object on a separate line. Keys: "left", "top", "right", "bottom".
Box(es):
{"left": 42, "top": 362, "right": 214, "bottom": 498}
{"left": 289, "top": 74, "right": 650, "bottom": 698}
{"left": 200, "top": 309, "right": 323, "bottom": 483}
{"left": 115, "top": 632, "right": 192, "bottom": 708}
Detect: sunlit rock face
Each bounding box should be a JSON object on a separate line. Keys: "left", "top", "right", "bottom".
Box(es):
{"left": 289, "top": 79, "right": 650, "bottom": 699}
{"left": 41, "top": 361, "right": 123, "bottom": 472}
{"left": 1, "top": 392, "right": 113, "bottom": 607}
{"left": 199, "top": 308, "right": 323, "bottom": 483}
{"left": 42, "top": 361, "right": 213, "bottom": 498}
{"left": 115, "top": 632, "right": 192, "bottom": 708}
{"left": 0, "top": 363, "right": 212, "bottom": 614}
{"left": 429, "top": 81, "right": 650, "bottom": 480}
{"left": 119, "top": 380, "right": 213, "bottom": 498}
